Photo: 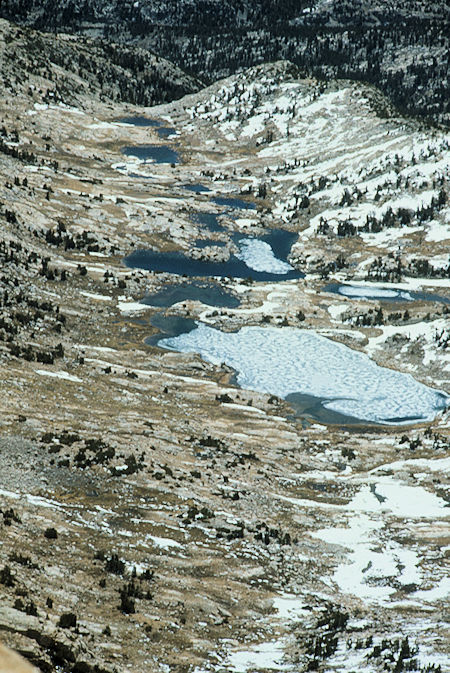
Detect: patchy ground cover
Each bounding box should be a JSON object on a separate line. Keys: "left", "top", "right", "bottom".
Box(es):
{"left": 0, "top": 29, "right": 448, "bottom": 673}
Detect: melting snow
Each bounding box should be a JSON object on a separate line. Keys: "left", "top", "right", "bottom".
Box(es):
{"left": 413, "top": 578, "right": 450, "bottom": 602}
{"left": 425, "top": 221, "right": 450, "bottom": 242}
{"left": 80, "top": 291, "right": 111, "bottom": 301}
{"left": 348, "top": 479, "right": 448, "bottom": 519}
{"left": 146, "top": 534, "right": 182, "bottom": 550}
{"left": 272, "top": 594, "right": 306, "bottom": 621}
{"left": 118, "top": 300, "right": 149, "bottom": 314}
{"left": 312, "top": 479, "right": 448, "bottom": 604}
{"left": 224, "top": 640, "right": 289, "bottom": 672}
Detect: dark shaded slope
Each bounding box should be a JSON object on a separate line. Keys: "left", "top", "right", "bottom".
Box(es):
{"left": 0, "top": 17, "right": 201, "bottom": 107}
{"left": 0, "top": 0, "right": 448, "bottom": 126}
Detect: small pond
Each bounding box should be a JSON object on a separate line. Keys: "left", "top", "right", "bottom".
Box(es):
{"left": 119, "top": 117, "right": 179, "bottom": 164}
{"left": 141, "top": 282, "right": 240, "bottom": 309}
{"left": 121, "top": 145, "right": 180, "bottom": 164}
{"left": 192, "top": 212, "right": 224, "bottom": 233}
{"left": 182, "top": 184, "right": 211, "bottom": 193}
{"left": 155, "top": 126, "right": 177, "bottom": 139}
{"left": 155, "top": 322, "right": 449, "bottom": 426}
{"left": 118, "top": 117, "right": 177, "bottom": 137}
{"left": 212, "top": 196, "right": 256, "bottom": 210}
{"left": 324, "top": 283, "right": 450, "bottom": 305}
{"left": 118, "top": 116, "right": 162, "bottom": 127}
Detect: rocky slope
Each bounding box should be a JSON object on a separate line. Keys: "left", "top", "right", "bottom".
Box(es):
{"left": 0, "top": 0, "right": 448, "bottom": 125}
{"left": 0, "top": 18, "right": 201, "bottom": 107}
{"left": 0, "top": 20, "right": 448, "bottom": 673}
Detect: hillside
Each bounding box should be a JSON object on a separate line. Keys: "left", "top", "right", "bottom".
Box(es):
{"left": 0, "top": 18, "right": 201, "bottom": 107}
{"left": 0, "top": 19, "right": 449, "bottom": 673}
{"left": 0, "top": 0, "right": 448, "bottom": 125}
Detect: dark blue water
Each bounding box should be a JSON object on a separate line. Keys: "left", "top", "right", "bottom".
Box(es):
{"left": 182, "top": 184, "right": 211, "bottom": 193}
{"left": 146, "top": 314, "right": 198, "bottom": 347}
{"left": 324, "top": 283, "right": 450, "bottom": 305}
{"left": 192, "top": 212, "right": 224, "bottom": 233}
{"left": 156, "top": 126, "right": 177, "bottom": 139}
{"left": 128, "top": 172, "right": 154, "bottom": 180}
{"left": 195, "top": 239, "right": 227, "bottom": 249}
{"left": 285, "top": 392, "right": 379, "bottom": 426}
{"left": 122, "top": 145, "right": 180, "bottom": 164}
{"left": 258, "top": 229, "right": 298, "bottom": 260}
{"left": 119, "top": 116, "right": 178, "bottom": 145}
{"left": 212, "top": 196, "right": 256, "bottom": 210}
{"left": 141, "top": 282, "right": 240, "bottom": 309}
{"left": 124, "top": 247, "right": 303, "bottom": 281}
{"left": 118, "top": 116, "right": 161, "bottom": 127}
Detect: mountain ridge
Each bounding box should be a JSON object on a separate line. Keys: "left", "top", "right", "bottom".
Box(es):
{"left": 1, "top": 0, "right": 448, "bottom": 126}
{"left": 0, "top": 17, "right": 202, "bottom": 108}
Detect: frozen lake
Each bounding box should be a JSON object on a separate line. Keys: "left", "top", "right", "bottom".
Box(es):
{"left": 324, "top": 283, "right": 450, "bottom": 304}
{"left": 158, "top": 324, "right": 448, "bottom": 425}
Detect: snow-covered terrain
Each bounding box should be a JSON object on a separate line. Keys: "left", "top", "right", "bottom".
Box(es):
{"left": 313, "top": 478, "right": 449, "bottom": 604}
{"left": 185, "top": 65, "right": 449, "bottom": 279}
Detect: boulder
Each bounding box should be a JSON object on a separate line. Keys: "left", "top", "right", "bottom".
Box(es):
{"left": 0, "top": 642, "right": 39, "bottom": 673}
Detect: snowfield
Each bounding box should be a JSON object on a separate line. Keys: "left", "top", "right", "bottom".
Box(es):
{"left": 312, "top": 478, "right": 449, "bottom": 605}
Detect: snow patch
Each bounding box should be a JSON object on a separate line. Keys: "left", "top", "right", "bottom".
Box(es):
{"left": 35, "top": 370, "right": 82, "bottom": 383}
{"left": 117, "top": 300, "right": 149, "bottom": 314}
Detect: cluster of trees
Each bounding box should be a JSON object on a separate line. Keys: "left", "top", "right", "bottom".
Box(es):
{"left": 4, "top": 0, "right": 445, "bottom": 123}
{"left": 366, "top": 253, "right": 450, "bottom": 283}
{"left": 0, "top": 16, "right": 200, "bottom": 107}
{"left": 316, "top": 187, "right": 447, "bottom": 238}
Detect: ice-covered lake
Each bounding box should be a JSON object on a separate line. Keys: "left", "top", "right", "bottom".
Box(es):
{"left": 324, "top": 283, "right": 450, "bottom": 304}
{"left": 158, "top": 324, "right": 448, "bottom": 425}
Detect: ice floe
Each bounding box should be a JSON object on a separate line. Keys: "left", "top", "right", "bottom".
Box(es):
{"left": 235, "top": 238, "right": 294, "bottom": 274}
{"left": 159, "top": 324, "right": 448, "bottom": 424}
